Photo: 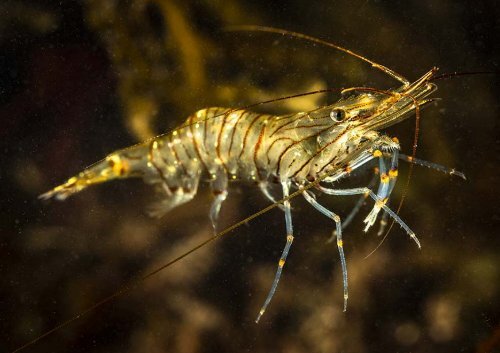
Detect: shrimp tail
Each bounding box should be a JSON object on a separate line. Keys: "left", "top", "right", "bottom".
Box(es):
{"left": 39, "top": 147, "right": 146, "bottom": 201}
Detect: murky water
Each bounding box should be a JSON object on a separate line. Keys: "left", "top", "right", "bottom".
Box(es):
{"left": 1, "top": 1, "right": 499, "bottom": 352}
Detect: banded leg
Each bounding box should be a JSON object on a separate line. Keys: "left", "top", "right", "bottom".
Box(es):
{"left": 375, "top": 150, "right": 400, "bottom": 236}
{"left": 318, "top": 186, "right": 421, "bottom": 248}
{"left": 326, "top": 172, "right": 378, "bottom": 243}
{"left": 363, "top": 149, "right": 399, "bottom": 231}
{"left": 256, "top": 181, "right": 294, "bottom": 323}
{"left": 209, "top": 170, "right": 228, "bottom": 232}
{"left": 302, "top": 190, "right": 348, "bottom": 311}
{"left": 321, "top": 148, "right": 378, "bottom": 183}
{"left": 399, "top": 154, "right": 466, "bottom": 179}
{"left": 387, "top": 150, "right": 399, "bottom": 195}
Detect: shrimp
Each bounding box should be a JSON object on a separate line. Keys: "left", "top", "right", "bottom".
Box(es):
{"left": 39, "top": 66, "right": 463, "bottom": 322}
{"left": 18, "top": 26, "right": 468, "bottom": 353}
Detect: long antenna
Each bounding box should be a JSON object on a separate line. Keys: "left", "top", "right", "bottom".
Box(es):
{"left": 225, "top": 25, "right": 410, "bottom": 86}
{"left": 430, "top": 70, "right": 495, "bottom": 81}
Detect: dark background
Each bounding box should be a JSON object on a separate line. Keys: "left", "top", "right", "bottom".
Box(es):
{"left": 1, "top": 1, "right": 499, "bottom": 352}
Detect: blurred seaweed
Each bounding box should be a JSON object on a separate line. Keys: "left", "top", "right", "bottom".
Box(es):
{"left": 1, "top": 1, "right": 499, "bottom": 353}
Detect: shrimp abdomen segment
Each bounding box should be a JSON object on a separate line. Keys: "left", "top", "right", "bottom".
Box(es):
{"left": 180, "top": 107, "right": 275, "bottom": 180}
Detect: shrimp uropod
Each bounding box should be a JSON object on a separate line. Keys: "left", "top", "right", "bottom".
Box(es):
{"left": 25, "top": 26, "right": 467, "bottom": 352}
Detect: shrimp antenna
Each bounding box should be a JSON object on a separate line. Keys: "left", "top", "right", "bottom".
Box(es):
{"left": 225, "top": 25, "right": 410, "bottom": 86}
{"left": 430, "top": 70, "right": 496, "bottom": 81}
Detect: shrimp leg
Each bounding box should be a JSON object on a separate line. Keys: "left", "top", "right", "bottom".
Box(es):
{"left": 209, "top": 170, "right": 228, "bottom": 232}
{"left": 326, "top": 172, "right": 378, "bottom": 243}
{"left": 256, "top": 181, "right": 294, "bottom": 323}
{"left": 328, "top": 147, "right": 399, "bottom": 240}
{"left": 302, "top": 190, "right": 349, "bottom": 311}
{"left": 318, "top": 186, "right": 421, "bottom": 248}
{"left": 399, "top": 154, "right": 466, "bottom": 179}
{"left": 259, "top": 182, "right": 285, "bottom": 211}
{"left": 363, "top": 149, "right": 399, "bottom": 231}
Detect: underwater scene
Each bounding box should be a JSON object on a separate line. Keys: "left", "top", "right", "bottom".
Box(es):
{"left": 1, "top": 1, "right": 499, "bottom": 352}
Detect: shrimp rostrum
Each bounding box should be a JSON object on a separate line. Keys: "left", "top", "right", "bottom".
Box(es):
{"left": 39, "top": 29, "right": 465, "bottom": 323}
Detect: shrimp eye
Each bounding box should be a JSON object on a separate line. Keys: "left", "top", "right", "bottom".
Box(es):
{"left": 330, "top": 109, "right": 346, "bottom": 122}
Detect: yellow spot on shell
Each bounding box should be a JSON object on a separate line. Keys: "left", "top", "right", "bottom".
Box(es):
{"left": 337, "top": 239, "right": 343, "bottom": 247}
{"left": 392, "top": 137, "right": 400, "bottom": 144}
{"left": 389, "top": 169, "right": 398, "bottom": 178}
{"left": 373, "top": 150, "right": 382, "bottom": 157}
{"left": 278, "top": 259, "right": 285, "bottom": 267}
{"left": 107, "top": 154, "right": 129, "bottom": 176}
{"left": 380, "top": 173, "right": 389, "bottom": 183}
{"left": 376, "top": 198, "right": 388, "bottom": 208}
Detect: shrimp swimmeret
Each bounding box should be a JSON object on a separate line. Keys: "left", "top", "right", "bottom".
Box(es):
{"left": 38, "top": 27, "right": 466, "bottom": 333}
